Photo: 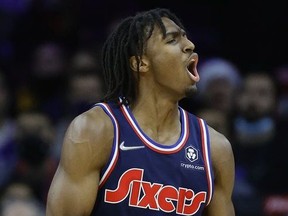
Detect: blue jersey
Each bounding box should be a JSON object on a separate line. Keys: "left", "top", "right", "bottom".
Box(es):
{"left": 91, "top": 101, "right": 214, "bottom": 216}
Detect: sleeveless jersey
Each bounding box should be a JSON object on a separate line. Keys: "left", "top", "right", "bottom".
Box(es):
{"left": 91, "top": 101, "right": 214, "bottom": 216}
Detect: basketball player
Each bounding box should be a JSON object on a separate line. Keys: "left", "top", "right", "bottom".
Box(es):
{"left": 46, "top": 8, "right": 235, "bottom": 216}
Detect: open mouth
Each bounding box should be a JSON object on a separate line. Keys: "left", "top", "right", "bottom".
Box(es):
{"left": 187, "top": 53, "right": 200, "bottom": 82}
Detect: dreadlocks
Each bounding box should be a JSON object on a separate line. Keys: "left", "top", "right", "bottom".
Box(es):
{"left": 101, "top": 8, "right": 185, "bottom": 105}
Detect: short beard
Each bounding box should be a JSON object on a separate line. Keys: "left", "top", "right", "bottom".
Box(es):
{"left": 185, "top": 85, "right": 198, "bottom": 98}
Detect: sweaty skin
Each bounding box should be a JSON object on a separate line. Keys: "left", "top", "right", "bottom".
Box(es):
{"left": 46, "top": 17, "right": 235, "bottom": 216}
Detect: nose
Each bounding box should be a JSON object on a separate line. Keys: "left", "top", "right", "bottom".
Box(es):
{"left": 183, "top": 38, "right": 195, "bottom": 54}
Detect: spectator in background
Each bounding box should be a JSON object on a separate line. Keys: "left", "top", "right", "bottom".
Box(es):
{"left": 234, "top": 72, "right": 277, "bottom": 148}
{"left": 262, "top": 65, "right": 288, "bottom": 216}
{"left": 67, "top": 49, "right": 104, "bottom": 111}
{"left": 232, "top": 71, "right": 279, "bottom": 216}
{"left": 28, "top": 42, "right": 68, "bottom": 123}
{"left": 0, "top": 181, "right": 45, "bottom": 216}
{"left": 12, "top": 111, "right": 57, "bottom": 204}
{"left": 0, "top": 72, "right": 17, "bottom": 191}
{"left": 52, "top": 50, "right": 105, "bottom": 161}
{"left": 197, "top": 57, "right": 242, "bottom": 115}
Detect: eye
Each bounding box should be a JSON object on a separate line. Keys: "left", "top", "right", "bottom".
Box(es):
{"left": 167, "top": 38, "right": 177, "bottom": 44}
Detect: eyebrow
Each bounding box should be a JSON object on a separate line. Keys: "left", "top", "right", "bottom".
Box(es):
{"left": 165, "top": 28, "right": 186, "bottom": 38}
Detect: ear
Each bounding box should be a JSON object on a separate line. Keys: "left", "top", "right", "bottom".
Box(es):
{"left": 129, "top": 56, "right": 149, "bottom": 73}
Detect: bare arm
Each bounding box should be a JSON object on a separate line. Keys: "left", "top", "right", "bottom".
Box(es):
{"left": 204, "top": 127, "right": 235, "bottom": 216}
{"left": 46, "top": 107, "right": 113, "bottom": 216}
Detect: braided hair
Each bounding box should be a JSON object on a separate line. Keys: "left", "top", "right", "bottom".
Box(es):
{"left": 101, "top": 8, "right": 185, "bottom": 105}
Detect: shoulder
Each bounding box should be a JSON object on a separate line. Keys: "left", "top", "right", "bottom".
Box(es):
{"left": 207, "top": 125, "right": 234, "bottom": 172}
{"left": 208, "top": 126, "right": 231, "bottom": 152}
{"left": 68, "top": 105, "right": 114, "bottom": 138}
{"left": 62, "top": 105, "right": 114, "bottom": 170}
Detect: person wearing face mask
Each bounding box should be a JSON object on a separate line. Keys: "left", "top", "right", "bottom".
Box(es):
{"left": 232, "top": 71, "right": 281, "bottom": 216}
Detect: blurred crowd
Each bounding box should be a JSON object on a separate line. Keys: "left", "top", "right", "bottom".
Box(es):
{"left": 0, "top": 1, "right": 288, "bottom": 216}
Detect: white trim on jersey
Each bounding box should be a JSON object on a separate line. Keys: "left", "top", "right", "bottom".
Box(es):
{"left": 121, "top": 104, "right": 189, "bottom": 153}
{"left": 96, "top": 103, "right": 120, "bottom": 186}
{"left": 199, "top": 118, "right": 213, "bottom": 206}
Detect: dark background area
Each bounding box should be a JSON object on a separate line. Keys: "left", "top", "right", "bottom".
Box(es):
{"left": 1, "top": 0, "right": 287, "bottom": 73}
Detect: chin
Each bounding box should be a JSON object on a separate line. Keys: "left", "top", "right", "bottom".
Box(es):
{"left": 185, "top": 85, "right": 198, "bottom": 98}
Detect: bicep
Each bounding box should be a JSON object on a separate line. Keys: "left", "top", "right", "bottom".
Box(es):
{"left": 204, "top": 129, "right": 235, "bottom": 216}
{"left": 46, "top": 109, "right": 113, "bottom": 216}
{"left": 46, "top": 163, "right": 99, "bottom": 216}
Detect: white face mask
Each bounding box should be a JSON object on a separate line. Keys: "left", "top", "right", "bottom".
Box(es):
{"left": 234, "top": 117, "right": 275, "bottom": 145}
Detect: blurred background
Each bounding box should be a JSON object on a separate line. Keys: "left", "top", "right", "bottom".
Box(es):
{"left": 0, "top": 0, "right": 287, "bottom": 215}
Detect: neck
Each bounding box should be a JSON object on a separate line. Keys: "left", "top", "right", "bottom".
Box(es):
{"left": 130, "top": 93, "right": 181, "bottom": 145}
